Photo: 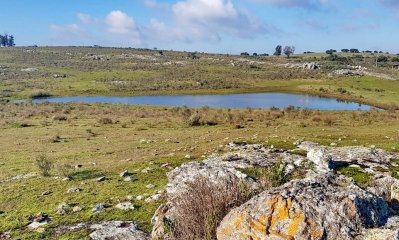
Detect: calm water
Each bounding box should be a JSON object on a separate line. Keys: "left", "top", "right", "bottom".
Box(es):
{"left": 31, "top": 93, "right": 375, "bottom": 110}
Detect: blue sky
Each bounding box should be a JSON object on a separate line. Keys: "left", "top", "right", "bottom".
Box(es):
{"left": 2, "top": 0, "right": 399, "bottom": 54}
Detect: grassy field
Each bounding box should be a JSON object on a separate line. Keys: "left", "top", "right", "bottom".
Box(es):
{"left": 1, "top": 47, "right": 399, "bottom": 109}
{"left": 0, "top": 47, "right": 399, "bottom": 239}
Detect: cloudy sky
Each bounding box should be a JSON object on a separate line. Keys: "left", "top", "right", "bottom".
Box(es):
{"left": 2, "top": 0, "right": 399, "bottom": 54}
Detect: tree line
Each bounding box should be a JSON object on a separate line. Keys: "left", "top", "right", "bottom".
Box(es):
{"left": 0, "top": 34, "right": 15, "bottom": 47}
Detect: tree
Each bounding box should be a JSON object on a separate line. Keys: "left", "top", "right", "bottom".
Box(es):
{"left": 377, "top": 56, "right": 388, "bottom": 62}
{"left": 274, "top": 45, "right": 282, "bottom": 56}
{"left": 240, "top": 52, "right": 250, "bottom": 56}
{"left": 341, "top": 49, "right": 349, "bottom": 53}
{"left": 8, "top": 35, "right": 15, "bottom": 47}
{"left": 326, "top": 49, "right": 336, "bottom": 55}
{"left": 350, "top": 49, "right": 359, "bottom": 53}
{"left": 283, "top": 46, "right": 295, "bottom": 58}
{"left": 253, "top": 53, "right": 258, "bottom": 57}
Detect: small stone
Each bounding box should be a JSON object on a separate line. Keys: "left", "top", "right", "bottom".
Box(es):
{"left": 146, "top": 184, "right": 155, "bottom": 189}
{"left": 160, "top": 163, "right": 171, "bottom": 168}
{"left": 27, "top": 212, "right": 52, "bottom": 229}
{"left": 67, "top": 188, "right": 82, "bottom": 193}
{"left": 92, "top": 204, "right": 105, "bottom": 212}
{"left": 41, "top": 191, "right": 52, "bottom": 196}
{"left": 185, "top": 155, "right": 191, "bottom": 159}
{"left": 62, "top": 177, "right": 71, "bottom": 181}
{"left": 120, "top": 170, "right": 129, "bottom": 177}
{"left": 145, "top": 194, "right": 161, "bottom": 203}
{"left": 123, "top": 176, "right": 135, "bottom": 182}
{"left": 127, "top": 195, "right": 134, "bottom": 201}
{"left": 115, "top": 202, "right": 135, "bottom": 211}
{"left": 97, "top": 176, "right": 106, "bottom": 182}
{"left": 72, "top": 206, "right": 83, "bottom": 212}
{"left": 55, "top": 203, "right": 71, "bottom": 215}
{"left": 330, "top": 142, "right": 337, "bottom": 146}
{"left": 141, "top": 167, "right": 152, "bottom": 173}
{"left": 136, "top": 195, "right": 143, "bottom": 200}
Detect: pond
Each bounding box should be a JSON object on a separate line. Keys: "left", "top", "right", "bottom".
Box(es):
{"left": 31, "top": 93, "right": 375, "bottom": 110}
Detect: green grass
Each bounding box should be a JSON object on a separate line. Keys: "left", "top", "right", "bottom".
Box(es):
{"left": 338, "top": 166, "right": 370, "bottom": 187}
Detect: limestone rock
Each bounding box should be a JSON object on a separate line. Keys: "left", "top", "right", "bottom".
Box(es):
{"left": 89, "top": 221, "right": 149, "bottom": 240}
{"left": 217, "top": 173, "right": 390, "bottom": 240}
{"left": 115, "top": 202, "right": 135, "bottom": 211}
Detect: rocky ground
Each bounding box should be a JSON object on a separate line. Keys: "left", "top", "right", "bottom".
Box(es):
{"left": 152, "top": 141, "right": 399, "bottom": 240}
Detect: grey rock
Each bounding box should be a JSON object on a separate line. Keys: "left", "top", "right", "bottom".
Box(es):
{"left": 120, "top": 170, "right": 129, "bottom": 177}
{"left": 89, "top": 221, "right": 149, "bottom": 240}
{"left": 92, "top": 204, "right": 105, "bottom": 212}
{"left": 67, "top": 187, "right": 82, "bottom": 193}
{"left": 115, "top": 202, "right": 135, "bottom": 211}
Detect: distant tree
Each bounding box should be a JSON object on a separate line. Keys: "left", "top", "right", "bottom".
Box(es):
{"left": 379, "top": 51, "right": 383, "bottom": 54}
{"left": 253, "top": 53, "right": 258, "bottom": 57}
{"left": 391, "top": 57, "right": 399, "bottom": 62}
{"left": 158, "top": 50, "right": 163, "bottom": 56}
{"left": 240, "top": 52, "right": 250, "bottom": 56}
{"left": 259, "top": 53, "right": 269, "bottom": 56}
{"left": 341, "top": 49, "right": 349, "bottom": 53}
{"left": 377, "top": 56, "right": 389, "bottom": 62}
{"left": 0, "top": 35, "right": 6, "bottom": 47}
{"left": 374, "top": 51, "right": 379, "bottom": 54}
{"left": 274, "top": 45, "right": 282, "bottom": 56}
{"left": 283, "top": 46, "right": 295, "bottom": 58}
{"left": 8, "top": 35, "right": 15, "bottom": 47}
{"left": 326, "top": 49, "right": 336, "bottom": 55}
{"left": 349, "top": 49, "right": 359, "bottom": 53}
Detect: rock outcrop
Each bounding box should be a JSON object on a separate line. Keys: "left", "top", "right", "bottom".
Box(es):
{"left": 152, "top": 142, "right": 399, "bottom": 240}
{"left": 217, "top": 173, "right": 390, "bottom": 240}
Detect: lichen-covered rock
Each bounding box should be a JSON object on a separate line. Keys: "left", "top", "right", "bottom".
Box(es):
{"left": 217, "top": 173, "right": 390, "bottom": 240}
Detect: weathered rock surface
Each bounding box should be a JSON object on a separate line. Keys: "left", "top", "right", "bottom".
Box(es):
{"left": 217, "top": 173, "right": 390, "bottom": 240}
{"left": 152, "top": 142, "right": 399, "bottom": 240}
{"left": 298, "top": 141, "right": 399, "bottom": 172}
{"left": 89, "top": 221, "right": 149, "bottom": 240}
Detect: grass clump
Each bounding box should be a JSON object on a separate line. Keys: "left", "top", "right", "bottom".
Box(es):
{"left": 29, "top": 91, "right": 51, "bottom": 99}
{"left": 338, "top": 166, "right": 370, "bottom": 187}
{"left": 241, "top": 160, "right": 289, "bottom": 189}
{"left": 35, "top": 155, "right": 54, "bottom": 177}
{"left": 169, "top": 176, "right": 251, "bottom": 240}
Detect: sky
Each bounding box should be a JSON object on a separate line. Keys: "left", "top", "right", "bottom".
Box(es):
{"left": 2, "top": 0, "right": 399, "bottom": 54}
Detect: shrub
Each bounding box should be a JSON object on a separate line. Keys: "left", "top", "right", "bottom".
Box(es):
{"left": 53, "top": 115, "right": 67, "bottom": 121}
{"left": 98, "top": 117, "right": 113, "bottom": 125}
{"left": 169, "top": 176, "right": 251, "bottom": 240}
{"left": 56, "top": 162, "right": 75, "bottom": 178}
{"left": 187, "top": 113, "right": 202, "bottom": 126}
{"left": 35, "top": 155, "right": 54, "bottom": 177}
{"left": 29, "top": 91, "right": 51, "bottom": 99}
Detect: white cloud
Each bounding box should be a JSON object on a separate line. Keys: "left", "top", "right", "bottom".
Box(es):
{"left": 50, "top": 24, "right": 81, "bottom": 35}
{"left": 250, "top": 0, "right": 329, "bottom": 9}
{"left": 77, "top": 13, "right": 93, "bottom": 24}
{"left": 106, "top": 10, "right": 137, "bottom": 34}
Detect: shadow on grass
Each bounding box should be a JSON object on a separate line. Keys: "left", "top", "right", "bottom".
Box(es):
{"left": 70, "top": 170, "right": 104, "bottom": 181}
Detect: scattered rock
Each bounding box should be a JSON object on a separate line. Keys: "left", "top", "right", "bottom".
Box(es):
{"left": 41, "top": 191, "right": 52, "bottom": 196}
{"left": 21, "top": 68, "right": 38, "bottom": 72}
{"left": 146, "top": 184, "right": 155, "bottom": 189}
{"left": 185, "top": 155, "right": 191, "bottom": 159}
{"left": 115, "top": 202, "right": 135, "bottom": 211}
{"left": 123, "top": 176, "right": 136, "bottom": 182}
{"left": 62, "top": 177, "right": 71, "bottom": 181}
{"left": 120, "top": 170, "right": 129, "bottom": 177}
{"left": 145, "top": 194, "right": 161, "bottom": 203}
{"left": 72, "top": 206, "right": 83, "bottom": 212}
{"left": 67, "top": 187, "right": 82, "bottom": 193}
{"left": 96, "top": 176, "right": 106, "bottom": 182}
{"left": 89, "top": 221, "right": 149, "bottom": 240}
{"left": 27, "top": 212, "right": 52, "bottom": 229}
{"left": 52, "top": 74, "right": 66, "bottom": 78}
{"left": 92, "top": 204, "right": 105, "bottom": 212}
{"left": 55, "top": 202, "right": 71, "bottom": 215}
{"left": 136, "top": 195, "right": 143, "bottom": 201}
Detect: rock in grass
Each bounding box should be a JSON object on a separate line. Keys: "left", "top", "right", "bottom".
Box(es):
{"left": 115, "top": 202, "right": 135, "bottom": 211}
{"left": 146, "top": 184, "right": 155, "bottom": 189}
{"left": 145, "top": 194, "right": 161, "bottom": 203}
{"left": 67, "top": 187, "right": 81, "bottom": 193}
{"left": 55, "top": 203, "right": 71, "bottom": 215}
{"left": 89, "top": 221, "right": 149, "bottom": 240}
{"left": 92, "top": 204, "right": 105, "bottom": 212}
{"left": 136, "top": 195, "right": 143, "bottom": 201}
{"left": 120, "top": 170, "right": 129, "bottom": 177}
{"left": 72, "top": 206, "right": 83, "bottom": 212}
{"left": 123, "top": 176, "right": 136, "bottom": 182}
{"left": 27, "top": 212, "right": 52, "bottom": 229}
{"left": 41, "top": 191, "right": 52, "bottom": 196}
{"left": 97, "top": 176, "right": 106, "bottom": 182}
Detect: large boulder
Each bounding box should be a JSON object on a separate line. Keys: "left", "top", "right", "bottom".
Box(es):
{"left": 217, "top": 173, "right": 391, "bottom": 240}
